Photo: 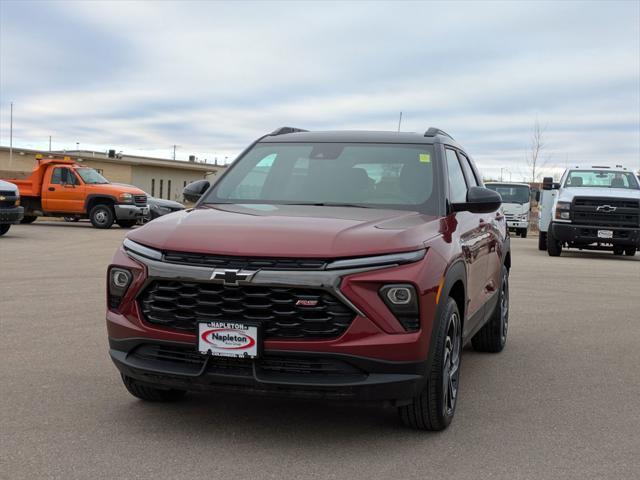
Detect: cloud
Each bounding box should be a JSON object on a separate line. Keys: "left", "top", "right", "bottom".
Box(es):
{"left": 1, "top": 0, "right": 639, "bottom": 180}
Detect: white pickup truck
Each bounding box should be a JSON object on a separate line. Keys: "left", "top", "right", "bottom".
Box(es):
{"left": 0, "top": 179, "right": 25, "bottom": 236}
{"left": 485, "top": 182, "right": 531, "bottom": 238}
{"left": 538, "top": 166, "right": 640, "bottom": 257}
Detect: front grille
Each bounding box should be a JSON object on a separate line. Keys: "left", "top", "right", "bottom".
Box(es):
{"left": 139, "top": 281, "right": 355, "bottom": 339}
{"left": 0, "top": 191, "right": 18, "bottom": 208}
{"left": 163, "top": 251, "right": 327, "bottom": 270}
{"left": 131, "top": 344, "right": 365, "bottom": 378}
{"left": 134, "top": 195, "right": 147, "bottom": 205}
{"left": 572, "top": 197, "right": 640, "bottom": 228}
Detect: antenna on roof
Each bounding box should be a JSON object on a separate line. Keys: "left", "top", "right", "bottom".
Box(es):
{"left": 397, "top": 112, "right": 403, "bottom": 132}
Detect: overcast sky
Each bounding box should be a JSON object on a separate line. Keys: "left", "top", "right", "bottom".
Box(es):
{"left": 1, "top": 0, "right": 639, "bottom": 180}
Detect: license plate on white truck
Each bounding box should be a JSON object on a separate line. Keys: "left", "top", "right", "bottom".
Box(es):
{"left": 597, "top": 230, "right": 613, "bottom": 239}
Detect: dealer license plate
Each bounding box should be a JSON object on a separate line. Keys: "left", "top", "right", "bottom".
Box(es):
{"left": 597, "top": 230, "right": 613, "bottom": 239}
{"left": 198, "top": 322, "right": 259, "bottom": 359}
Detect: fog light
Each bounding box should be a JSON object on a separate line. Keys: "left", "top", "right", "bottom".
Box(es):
{"left": 379, "top": 284, "right": 420, "bottom": 331}
{"left": 112, "top": 269, "right": 131, "bottom": 288}
{"left": 108, "top": 267, "right": 132, "bottom": 309}
{"left": 386, "top": 287, "right": 412, "bottom": 305}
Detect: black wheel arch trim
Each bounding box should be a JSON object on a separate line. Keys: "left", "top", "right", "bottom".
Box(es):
{"left": 84, "top": 194, "right": 118, "bottom": 213}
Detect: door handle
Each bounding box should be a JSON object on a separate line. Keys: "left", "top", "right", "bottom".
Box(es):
{"left": 48, "top": 187, "right": 55, "bottom": 191}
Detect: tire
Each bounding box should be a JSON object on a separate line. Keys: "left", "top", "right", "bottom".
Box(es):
{"left": 520, "top": 228, "right": 528, "bottom": 239}
{"left": 20, "top": 216, "right": 37, "bottom": 224}
{"left": 472, "top": 266, "right": 509, "bottom": 353}
{"left": 0, "top": 224, "right": 10, "bottom": 236}
{"left": 398, "top": 297, "right": 462, "bottom": 431}
{"left": 613, "top": 247, "right": 624, "bottom": 256}
{"left": 89, "top": 204, "right": 114, "bottom": 229}
{"left": 624, "top": 247, "right": 636, "bottom": 257}
{"left": 117, "top": 220, "right": 137, "bottom": 229}
{"left": 121, "top": 374, "right": 187, "bottom": 402}
{"left": 547, "top": 229, "right": 562, "bottom": 256}
{"left": 538, "top": 231, "right": 547, "bottom": 251}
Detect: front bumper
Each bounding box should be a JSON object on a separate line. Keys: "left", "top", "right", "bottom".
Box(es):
{"left": 0, "top": 206, "right": 24, "bottom": 224}
{"left": 109, "top": 337, "right": 426, "bottom": 402}
{"left": 551, "top": 222, "right": 640, "bottom": 247}
{"left": 507, "top": 220, "right": 528, "bottom": 229}
{"left": 114, "top": 204, "right": 149, "bottom": 220}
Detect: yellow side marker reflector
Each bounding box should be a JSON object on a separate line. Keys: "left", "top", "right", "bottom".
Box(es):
{"left": 435, "top": 276, "right": 446, "bottom": 304}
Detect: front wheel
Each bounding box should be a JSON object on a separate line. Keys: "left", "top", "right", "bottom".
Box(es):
{"left": 538, "top": 231, "right": 547, "bottom": 251}
{"left": 0, "top": 224, "right": 10, "bottom": 236}
{"left": 547, "top": 229, "right": 562, "bottom": 256}
{"left": 520, "top": 228, "right": 528, "bottom": 238}
{"left": 20, "top": 216, "right": 37, "bottom": 224}
{"left": 624, "top": 247, "right": 636, "bottom": 257}
{"left": 398, "top": 297, "right": 462, "bottom": 431}
{"left": 89, "top": 204, "right": 114, "bottom": 229}
{"left": 613, "top": 247, "right": 624, "bottom": 256}
{"left": 121, "top": 374, "right": 187, "bottom": 402}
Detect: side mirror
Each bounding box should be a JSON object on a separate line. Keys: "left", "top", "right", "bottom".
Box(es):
{"left": 452, "top": 186, "right": 502, "bottom": 214}
{"left": 552, "top": 182, "right": 561, "bottom": 190}
{"left": 183, "top": 180, "right": 210, "bottom": 203}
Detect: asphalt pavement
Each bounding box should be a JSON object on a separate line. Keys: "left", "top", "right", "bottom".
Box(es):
{"left": 1, "top": 221, "right": 639, "bottom": 480}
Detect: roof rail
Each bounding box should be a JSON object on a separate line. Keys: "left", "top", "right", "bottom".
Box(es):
{"left": 424, "top": 127, "right": 454, "bottom": 140}
{"left": 269, "top": 127, "right": 309, "bottom": 136}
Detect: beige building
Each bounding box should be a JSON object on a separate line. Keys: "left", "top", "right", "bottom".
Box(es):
{"left": 0, "top": 146, "right": 226, "bottom": 202}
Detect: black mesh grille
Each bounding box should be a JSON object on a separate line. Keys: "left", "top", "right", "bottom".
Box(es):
{"left": 139, "top": 281, "right": 355, "bottom": 339}
{"left": 0, "top": 191, "right": 18, "bottom": 208}
{"left": 162, "top": 252, "right": 327, "bottom": 270}
{"left": 572, "top": 197, "right": 639, "bottom": 228}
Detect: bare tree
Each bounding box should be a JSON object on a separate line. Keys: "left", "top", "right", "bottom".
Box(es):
{"left": 526, "top": 120, "right": 547, "bottom": 182}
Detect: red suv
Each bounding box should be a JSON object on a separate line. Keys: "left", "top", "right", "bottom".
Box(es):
{"left": 107, "top": 127, "right": 510, "bottom": 430}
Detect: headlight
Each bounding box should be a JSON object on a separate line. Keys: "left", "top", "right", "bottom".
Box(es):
{"left": 119, "top": 193, "right": 133, "bottom": 204}
{"left": 108, "top": 267, "right": 132, "bottom": 309}
{"left": 555, "top": 201, "right": 571, "bottom": 220}
{"left": 379, "top": 284, "right": 420, "bottom": 331}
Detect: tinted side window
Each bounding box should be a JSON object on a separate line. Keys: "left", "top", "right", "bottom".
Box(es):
{"left": 445, "top": 149, "right": 468, "bottom": 204}
{"left": 458, "top": 152, "right": 479, "bottom": 187}
{"left": 51, "top": 168, "right": 64, "bottom": 184}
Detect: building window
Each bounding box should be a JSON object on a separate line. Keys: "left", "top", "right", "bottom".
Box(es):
{"left": 168, "top": 180, "right": 172, "bottom": 200}
{"left": 160, "top": 179, "right": 164, "bottom": 199}
{"left": 183, "top": 180, "right": 187, "bottom": 188}
{"left": 151, "top": 179, "right": 155, "bottom": 197}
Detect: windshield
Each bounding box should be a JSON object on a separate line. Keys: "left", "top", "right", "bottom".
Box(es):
{"left": 76, "top": 168, "right": 109, "bottom": 184}
{"left": 486, "top": 184, "right": 530, "bottom": 203}
{"left": 204, "top": 143, "right": 440, "bottom": 213}
{"left": 564, "top": 170, "right": 639, "bottom": 189}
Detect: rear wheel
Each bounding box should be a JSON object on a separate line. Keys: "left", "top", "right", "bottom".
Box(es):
{"left": 624, "top": 247, "right": 636, "bottom": 256}
{"left": 613, "top": 247, "right": 624, "bottom": 256}
{"left": 398, "top": 297, "right": 461, "bottom": 431}
{"left": 117, "top": 220, "right": 137, "bottom": 229}
{"left": 472, "top": 265, "right": 509, "bottom": 353}
{"left": 547, "top": 229, "right": 562, "bottom": 256}
{"left": 20, "top": 216, "right": 37, "bottom": 224}
{"left": 520, "top": 228, "right": 528, "bottom": 238}
{"left": 538, "top": 232, "right": 547, "bottom": 251}
{"left": 89, "top": 204, "right": 114, "bottom": 229}
{"left": 0, "top": 224, "right": 10, "bottom": 236}
{"left": 121, "top": 374, "right": 187, "bottom": 402}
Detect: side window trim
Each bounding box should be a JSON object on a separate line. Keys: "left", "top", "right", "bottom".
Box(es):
{"left": 456, "top": 150, "right": 479, "bottom": 187}
{"left": 444, "top": 147, "right": 469, "bottom": 207}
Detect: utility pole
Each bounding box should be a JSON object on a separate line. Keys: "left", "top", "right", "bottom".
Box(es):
{"left": 9, "top": 102, "right": 13, "bottom": 167}
{"left": 173, "top": 145, "right": 177, "bottom": 160}
{"left": 49, "top": 136, "right": 52, "bottom": 151}
{"left": 397, "top": 111, "right": 403, "bottom": 132}
{"left": 76, "top": 142, "right": 80, "bottom": 151}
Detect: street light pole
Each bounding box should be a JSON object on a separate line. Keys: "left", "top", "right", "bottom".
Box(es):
{"left": 9, "top": 102, "right": 13, "bottom": 167}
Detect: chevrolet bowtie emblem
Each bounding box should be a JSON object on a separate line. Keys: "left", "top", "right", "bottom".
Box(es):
{"left": 210, "top": 268, "right": 257, "bottom": 286}
{"left": 596, "top": 205, "right": 617, "bottom": 213}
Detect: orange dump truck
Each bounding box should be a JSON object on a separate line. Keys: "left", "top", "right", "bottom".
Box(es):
{"left": 2, "top": 156, "right": 148, "bottom": 229}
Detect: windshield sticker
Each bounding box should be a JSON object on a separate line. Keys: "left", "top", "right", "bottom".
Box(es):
{"left": 419, "top": 153, "right": 431, "bottom": 163}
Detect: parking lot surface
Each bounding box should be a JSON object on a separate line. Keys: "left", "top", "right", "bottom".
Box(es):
{"left": 1, "top": 221, "right": 639, "bottom": 480}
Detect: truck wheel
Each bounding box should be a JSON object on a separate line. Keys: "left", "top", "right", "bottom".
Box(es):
{"left": 0, "top": 224, "right": 10, "bottom": 236}
{"left": 89, "top": 204, "right": 114, "bottom": 229}
{"left": 613, "top": 247, "right": 624, "bottom": 256}
{"left": 538, "top": 232, "right": 547, "bottom": 251}
{"left": 121, "top": 374, "right": 187, "bottom": 402}
{"left": 472, "top": 265, "right": 509, "bottom": 353}
{"left": 547, "top": 230, "right": 562, "bottom": 256}
{"left": 117, "top": 220, "right": 137, "bottom": 229}
{"left": 20, "top": 216, "right": 37, "bottom": 224}
{"left": 398, "top": 297, "right": 461, "bottom": 431}
{"left": 624, "top": 248, "right": 636, "bottom": 256}
{"left": 520, "top": 229, "right": 528, "bottom": 239}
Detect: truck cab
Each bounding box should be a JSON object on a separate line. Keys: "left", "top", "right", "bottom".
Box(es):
{"left": 0, "top": 179, "right": 24, "bottom": 236}
{"left": 538, "top": 166, "right": 640, "bottom": 257}
{"left": 2, "top": 156, "right": 148, "bottom": 229}
{"left": 485, "top": 182, "right": 531, "bottom": 238}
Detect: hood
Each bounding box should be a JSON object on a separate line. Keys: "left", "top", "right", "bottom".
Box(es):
{"left": 0, "top": 179, "right": 19, "bottom": 192}
{"left": 501, "top": 202, "right": 529, "bottom": 215}
{"left": 148, "top": 197, "right": 185, "bottom": 209}
{"left": 127, "top": 204, "right": 442, "bottom": 258}
{"left": 558, "top": 187, "right": 640, "bottom": 203}
{"left": 89, "top": 183, "right": 146, "bottom": 196}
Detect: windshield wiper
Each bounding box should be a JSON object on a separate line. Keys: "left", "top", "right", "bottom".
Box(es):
{"left": 285, "top": 202, "right": 371, "bottom": 208}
